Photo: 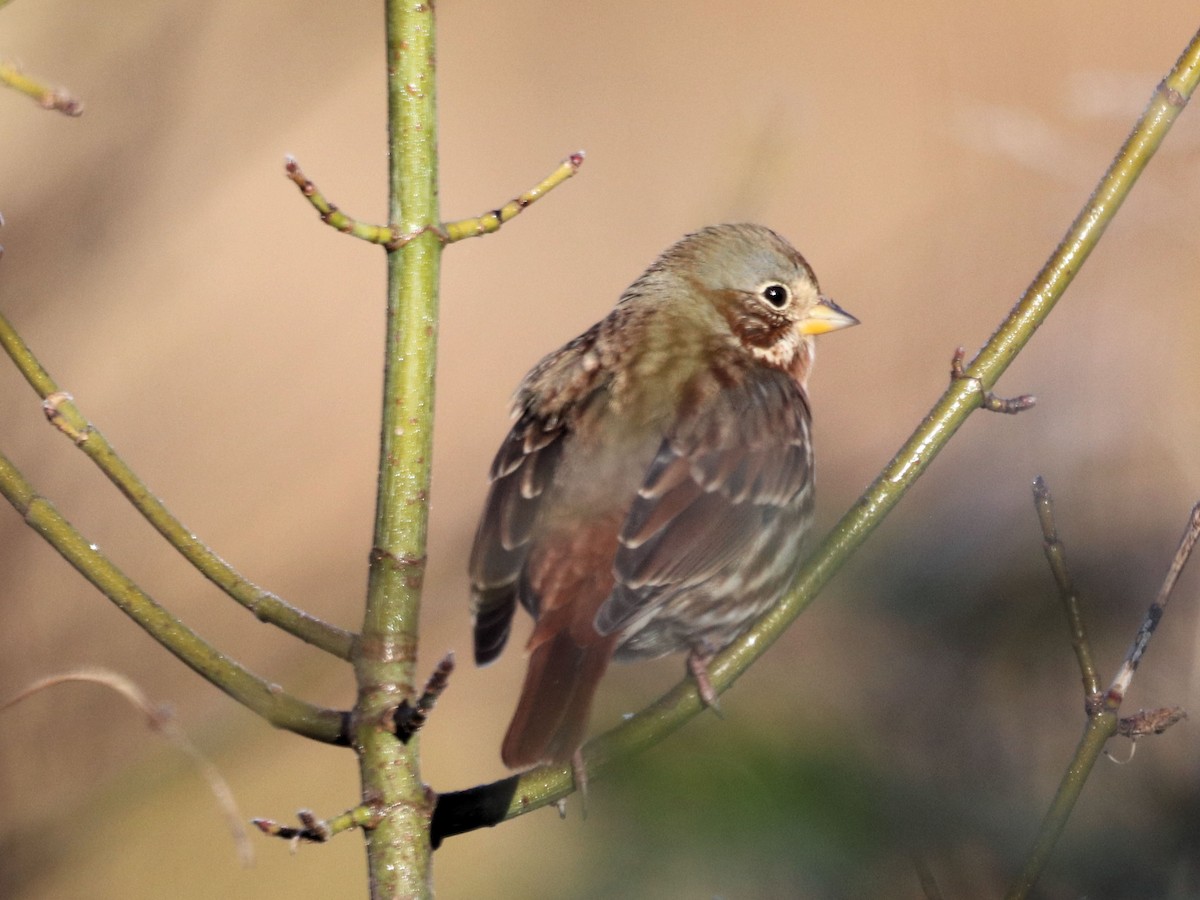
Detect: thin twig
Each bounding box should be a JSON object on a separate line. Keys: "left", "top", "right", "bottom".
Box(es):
{"left": 1006, "top": 499, "right": 1199, "bottom": 899}
{"left": 1105, "top": 500, "right": 1200, "bottom": 708}
{"left": 951, "top": 347, "right": 1036, "bottom": 414}
{"left": 1032, "top": 477, "right": 1102, "bottom": 701}
{"left": 253, "top": 802, "right": 382, "bottom": 847}
{"left": 0, "top": 448, "right": 348, "bottom": 744}
{"left": 393, "top": 651, "right": 455, "bottom": 743}
{"left": 285, "top": 151, "right": 584, "bottom": 248}
{"left": 0, "top": 312, "right": 355, "bottom": 660}
{"left": 442, "top": 152, "right": 585, "bottom": 242}
{"left": 3, "top": 668, "right": 252, "bottom": 865}
{"left": 0, "top": 60, "right": 83, "bottom": 116}
{"left": 284, "top": 156, "right": 398, "bottom": 245}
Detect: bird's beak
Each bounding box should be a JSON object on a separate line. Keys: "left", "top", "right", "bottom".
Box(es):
{"left": 797, "top": 295, "right": 859, "bottom": 336}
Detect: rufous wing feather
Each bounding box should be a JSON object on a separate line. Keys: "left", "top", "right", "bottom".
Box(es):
{"left": 501, "top": 622, "right": 618, "bottom": 768}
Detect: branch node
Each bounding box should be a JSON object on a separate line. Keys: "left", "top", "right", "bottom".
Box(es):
{"left": 1158, "top": 79, "right": 1188, "bottom": 109}
{"left": 951, "top": 347, "right": 1036, "bottom": 414}
{"left": 41, "top": 391, "right": 92, "bottom": 444}
{"left": 383, "top": 224, "right": 448, "bottom": 250}
{"left": 393, "top": 650, "right": 455, "bottom": 742}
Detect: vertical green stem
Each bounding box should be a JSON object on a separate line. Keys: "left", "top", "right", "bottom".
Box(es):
{"left": 354, "top": 2, "right": 441, "bottom": 897}
{"left": 1004, "top": 713, "right": 1118, "bottom": 900}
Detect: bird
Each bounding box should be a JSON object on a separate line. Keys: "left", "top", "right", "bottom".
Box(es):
{"left": 469, "top": 223, "right": 857, "bottom": 778}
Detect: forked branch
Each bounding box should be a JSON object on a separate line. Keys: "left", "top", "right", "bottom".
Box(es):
{"left": 1006, "top": 484, "right": 1199, "bottom": 899}
{"left": 285, "top": 151, "right": 584, "bottom": 247}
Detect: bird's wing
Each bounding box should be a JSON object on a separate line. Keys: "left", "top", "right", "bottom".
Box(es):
{"left": 469, "top": 410, "right": 568, "bottom": 665}
{"left": 470, "top": 325, "right": 610, "bottom": 666}
{"left": 597, "top": 366, "right": 813, "bottom": 636}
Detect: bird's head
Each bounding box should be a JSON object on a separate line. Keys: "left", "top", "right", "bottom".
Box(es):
{"left": 625, "top": 223, "right": 858, "bottom": 381}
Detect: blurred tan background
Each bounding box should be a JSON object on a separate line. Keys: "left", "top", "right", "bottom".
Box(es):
{"left": 2, "top": 2, "right": 1200, "bottom": 897}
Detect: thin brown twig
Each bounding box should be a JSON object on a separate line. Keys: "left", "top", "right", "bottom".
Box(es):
{"left": 285, "top": 151, "right": 584, "bottom": 248}
{"left": 393, "top": 650, "right": 455, "bottom": 743}
{"left": 1105, "top": 500, "right": 1200, "bottom": 708}
{"left": 1007, "top": 496, "right": 1199, "bottom": 898}
{"left": 1032, "top": 477, "right": 1102, "bottom": 702}
{"left": 2, "top": 668, "right": 252, "bottom": 865}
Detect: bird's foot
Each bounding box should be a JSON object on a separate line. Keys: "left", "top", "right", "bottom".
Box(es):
{"left": 687, "top": 648, "right": 723, "bottom": 717}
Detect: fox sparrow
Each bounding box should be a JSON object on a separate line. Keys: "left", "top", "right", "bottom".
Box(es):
{"left": 470, "top": 223, "right": 857, "bottom": 772}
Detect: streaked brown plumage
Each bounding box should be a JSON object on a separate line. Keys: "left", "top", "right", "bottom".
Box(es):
{"left": 470, "top": 223, "right": 857, "bottom": 770}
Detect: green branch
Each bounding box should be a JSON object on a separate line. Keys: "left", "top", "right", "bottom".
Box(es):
{"left": 1033, "top": 476, "right": 1102, "bottom": 699}
{"left": 350, "top": 3, "right": 442, "bottom": 896}
{"left": 1005, "top": 710, "right": 1119, "bottom": 899}
{"left": 0, "top": 449, "right": 346, "bottom": 743}
{"left": 284, "top": 156, "right": 397, "bottom": 245}
{"left": 441, "top": 152, "right": 585, "bottom": 242}
{"left": 1006, "top": 493, "right": 1200, "bottom": 898}
{"left": 285, "top": 152, "right": 583, "bottom": 246}
{"left": 433, "top": 21, "right": 1200, "bottom": 836}
{"left": 0, "top": 310, "right": 355, "bottom": 659}
{"left": 0, "top": 59, "right": 83, "bottom": 116}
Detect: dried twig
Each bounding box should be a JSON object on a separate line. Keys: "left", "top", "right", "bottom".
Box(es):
{"left": 1031, "top": 477, "right": 1102, "bottom": 702}
{"left": 1104, "top": 501, "right": 1200, "bottom": 708}
{"left": 393, "top": 651, "right": 455, "bottom": 743}
{"left": 3, "top": 668, "right": 252, "bottom": 865}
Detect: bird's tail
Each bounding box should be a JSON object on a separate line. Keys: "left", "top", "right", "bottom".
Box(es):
{"left": 501, "top": 627, "right": 618, "bottom": 769}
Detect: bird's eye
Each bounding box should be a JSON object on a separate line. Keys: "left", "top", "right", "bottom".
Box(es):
{"left": 760, "top": 283, "right": 790, "bottom": 309}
